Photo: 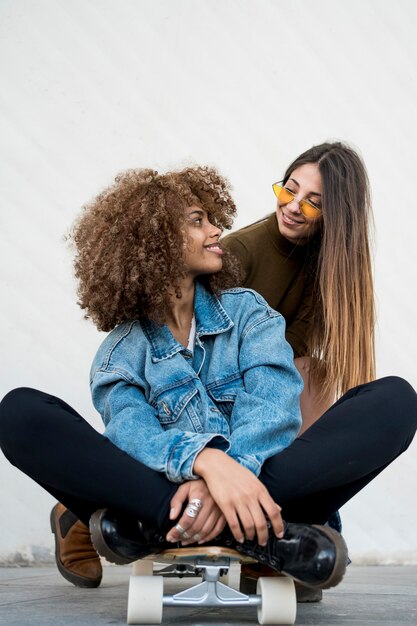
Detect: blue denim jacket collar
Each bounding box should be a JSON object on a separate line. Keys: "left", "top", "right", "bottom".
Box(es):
{"left": 141, "top": 281, "right": 234, "bottom": 362}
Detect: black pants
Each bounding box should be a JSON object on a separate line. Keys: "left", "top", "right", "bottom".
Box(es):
{"left": 0, "top": 377, "right": 416, "bottom": 534}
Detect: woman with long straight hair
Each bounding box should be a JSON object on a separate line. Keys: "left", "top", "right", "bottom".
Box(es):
{"left": 223, "top": 142, "right": 375, "bottom": 431}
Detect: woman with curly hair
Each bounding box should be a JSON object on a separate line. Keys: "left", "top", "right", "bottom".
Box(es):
{"left": 0, "top": 166, "right": 416, "bottom": 601}
{"left": 71, "top": 167, "right": 241, "bottom": 332}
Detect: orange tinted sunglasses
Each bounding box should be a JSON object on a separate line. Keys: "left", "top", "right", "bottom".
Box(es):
{"left": 272, "top": 183, "right": 322, "bottom": 219}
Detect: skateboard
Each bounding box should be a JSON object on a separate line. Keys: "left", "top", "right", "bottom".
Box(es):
{"left": 126, "top": 545, "right": 297, "bottom": 625}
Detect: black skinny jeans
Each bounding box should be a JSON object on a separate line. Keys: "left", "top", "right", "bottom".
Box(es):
{"left": 0, "top": 376, "right": 416, "bottom": 534}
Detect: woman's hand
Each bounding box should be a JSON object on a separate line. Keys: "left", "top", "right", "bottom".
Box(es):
{"left": 194, "top": 448, "right": 284, "bottom": 546}
{"left": 166, "top": 479, "right": 226, "bottom": 545}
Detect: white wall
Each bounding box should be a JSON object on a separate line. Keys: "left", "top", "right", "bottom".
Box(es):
{"left": 1, "top": 0, "right": 416, "bottom": 564}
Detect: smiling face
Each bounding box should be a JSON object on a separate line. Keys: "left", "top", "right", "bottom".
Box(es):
{"left": 276, "top": 163, "right": 323, "bottom": 245}
{"left": 182, "top": 205, "right": 224, "bottom": 277}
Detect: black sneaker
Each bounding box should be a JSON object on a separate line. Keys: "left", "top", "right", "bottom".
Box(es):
{"left": 221, "top": 522, "right": 348, "bottom": 590}
{"left": 89, "top": 509, "right": 171, "bottom": 565}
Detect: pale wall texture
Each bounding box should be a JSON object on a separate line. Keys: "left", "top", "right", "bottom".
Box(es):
{"left": 1, "top": 0, "right": 417, "bottom": 564}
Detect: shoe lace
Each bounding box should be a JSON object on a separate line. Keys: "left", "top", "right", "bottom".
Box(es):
{"left": 240, "top": 537, "right": 282, "bottom": 570}
{"left": 222, "top": 526, "right": 283, "bottom": 570}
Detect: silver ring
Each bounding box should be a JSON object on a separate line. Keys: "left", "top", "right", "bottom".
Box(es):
{"left": 182, "top": 530, "right": 191, "bottom": 539}
{"left": 175, "top": 523, "right": 186, "bottom": 534}
{"left": 193, "top": 533, "right": 201, "bottom": 542}
{"left": 185, "top": 505, "right": 199, "bottom": 518}
{"left": 189, "top": 498, "right": 203, "bottom": 510}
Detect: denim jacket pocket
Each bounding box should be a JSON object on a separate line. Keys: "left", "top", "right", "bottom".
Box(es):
{"left": 207, "top": 374, "right": 244, "bottom": 418}
{"left": 153, "top": 381, "right": 204, "bottom": 432}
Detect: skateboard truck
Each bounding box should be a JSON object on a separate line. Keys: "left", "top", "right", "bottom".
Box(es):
{"left": 127, "top": 547, "right": 297, "bottom": 624}
{"left": 162, "top": 558, "right": 260, "bottom": 608}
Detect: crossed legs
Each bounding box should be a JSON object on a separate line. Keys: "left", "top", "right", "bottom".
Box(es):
{"left": 0, "top": 376, "right": 416, "bottom": 535}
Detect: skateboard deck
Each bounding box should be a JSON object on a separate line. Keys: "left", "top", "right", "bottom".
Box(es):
{"left": 143, "top": 544, "right": 256, "bottom": 562}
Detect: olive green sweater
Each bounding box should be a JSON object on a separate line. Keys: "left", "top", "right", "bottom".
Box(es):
{"left": 222, "top": 213, "right": 314, "bottom": 358}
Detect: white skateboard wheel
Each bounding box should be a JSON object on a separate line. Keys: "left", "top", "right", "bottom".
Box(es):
{"left": 127, "top": 575, "right": 163, "bottom": 624}
{"left": 256, "top": 576, "right": 297, "bottom": 624}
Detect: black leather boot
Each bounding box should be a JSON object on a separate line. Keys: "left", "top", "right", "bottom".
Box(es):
{"left": 90, "top": 510, "right": 347, "bottom": 590}
{"left": 89, "top": 509, "right": 172, "bottom": 565}
{"left": 220, "top": 522, "right": 348, "bottom": 590}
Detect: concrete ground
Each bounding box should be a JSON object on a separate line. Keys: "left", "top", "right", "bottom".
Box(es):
{"left": 0, "top": 564, "right": 416, "bottom": 626}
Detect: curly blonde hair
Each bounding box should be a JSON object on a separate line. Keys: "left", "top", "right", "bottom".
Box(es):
{"left": 69, "top": 166, "right": 241, "bottom": 331}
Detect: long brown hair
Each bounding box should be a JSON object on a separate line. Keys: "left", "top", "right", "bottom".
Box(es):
{"left": 283, "top": 142, "right": 375, "bottom": 399}
{"left": 69, "top": 166, "right": 241, "bottom": 331}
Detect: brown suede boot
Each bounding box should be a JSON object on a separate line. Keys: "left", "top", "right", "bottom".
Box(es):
{"left": 50, "top": 503, "right": 102, "bottom": 588}
{"left": 240, "top": 563, "right": 323, "bottom": 602}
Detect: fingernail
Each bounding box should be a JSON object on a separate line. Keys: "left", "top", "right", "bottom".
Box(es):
{"left": 169, "top": 508, "right": 176, "bottom": 519}
{"left": 261, "top": 541, "right": 267, "bottom": 546}
{"left": 277, "top": 531, "right": 284, "bottom": 539}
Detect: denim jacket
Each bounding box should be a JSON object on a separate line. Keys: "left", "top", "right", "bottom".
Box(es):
{"left": 90, "top": 283, "right": 303, "bottom": 483}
